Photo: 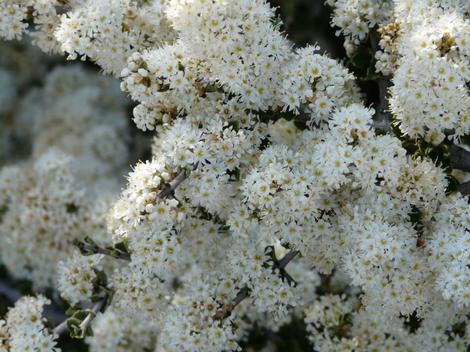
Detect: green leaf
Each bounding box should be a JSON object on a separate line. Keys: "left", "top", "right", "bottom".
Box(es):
{"left": 74, "top": 236, "right": 99, "bottom": 256}
{"left": 91, "top": 269, "right": 108, "bottom": 295}
{"left": 112, "top": 240, "right": 129, "bottom": 254}
{"left": 65, "top": 305, "right": 81, "bottom": 316}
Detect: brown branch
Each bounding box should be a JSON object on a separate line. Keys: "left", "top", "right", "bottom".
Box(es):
{"left": 158, "top": 169, "right": 189, "bottom": 199}
{"left": 158, "top": 163, "right": 198, "bottom": 199}
{"left": 213, "top": 250, "right": 300, "bottom": 321}
{"left": 277, "top": 250, "right": 300, "bottom": 270}
{"left": 88, "top": 244, "right": 131, "bottom": 262}
{"left": 74, "top": 237, "right": 131, "bottom": 262}
{"left": 212, "top": 288, "right": 250, "bottom": 321}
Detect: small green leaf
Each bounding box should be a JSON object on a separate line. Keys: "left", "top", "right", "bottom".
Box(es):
{"left": 65, "top": 305, "right": 81, "bottom": 316}
{"left": 113, "top": 240, "right": 129, "bottom": 254}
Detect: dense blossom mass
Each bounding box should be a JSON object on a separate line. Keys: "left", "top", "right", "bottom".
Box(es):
{"left": 0, "top": 1, "right": 469, "bottom": 352}
{"left": 0, "top": 65, "right": 129, "bottom": 290}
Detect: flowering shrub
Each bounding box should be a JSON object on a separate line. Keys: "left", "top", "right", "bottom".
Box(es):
{"left": 0, "top": 1, "right": 469, "bottom": 351}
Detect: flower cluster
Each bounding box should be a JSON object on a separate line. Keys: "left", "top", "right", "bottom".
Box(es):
{"left": 0, "top": 0, "right": 61, "bottom": 52}
{"left": 429, "top": 195, "right": 470, "bottom": 307}
{"left": 0, "top": 295, "right": 59, "bottom": 351}
{"left": 76, "top": 100, "right": 468, "bottom": 352}
{"left": 0, "top": 1, "right": 469, "bottom": 352}
{"left": 329, "top": 0, "right": 470, "bottom": 143}
{"left": 55, "top": 0, "right": 175, "bottom": 75}
{"left": 326, "top": 0, "right": 393, "bottom": 55}
{"left": 389, "top": 1, "right": 470, "bottom": 144}
{"left": 0, "top": 149, "right": 107, "bottom": 289}
{"left": 57, "top": 253, "right": 103, "bottom": 306}
{"left": 0, "top": 64, "right": 129, "bottom": 289}
{"left": 0, "top": 41, "right": 51, "bottom": 165}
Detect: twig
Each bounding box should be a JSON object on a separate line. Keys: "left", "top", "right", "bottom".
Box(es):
{"left": 213, "top": 288, "right": 250, "bottom": 321}
{"left": 95, "top": 246, "right": 130, "bottom": 261}
{"left": 53, "top": 297, "right": 105, "bottom": 336}
{"left": 158, "top": 163, "right": 198, "bottom": 199}
{"left": 277, "top": 250, "right": 300, "bottom": 270}
{"left": 78, "top": 299, "right": 104, "bottom": 333}
{"left": 158, "top": 169, "right": 188, "bottom": 199}
{"left": 213, "top": 250, "right": 300, "bottom": 321}
{"left": 74, "top": 237, "right": 131, "bottom": 262}
{"left": 80, "top": 242, "right": 131, "bottom": 261}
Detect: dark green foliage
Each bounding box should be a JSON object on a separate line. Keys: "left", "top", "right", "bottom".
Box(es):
{"left": 240, "top": 318, "right": 311, "bottom": 352}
